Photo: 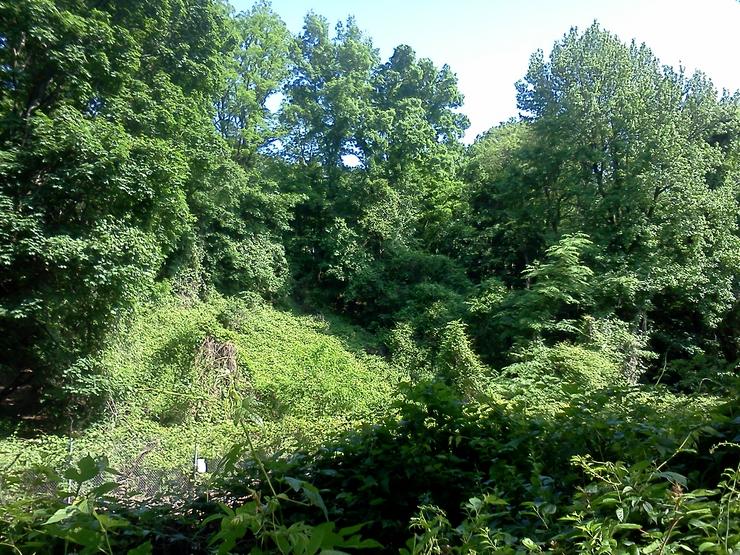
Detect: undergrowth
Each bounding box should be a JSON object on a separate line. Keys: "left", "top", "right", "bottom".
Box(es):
{"left": 1, "top": 379, "right": 737, "bottom": 554}
{"left": 0, "top": 293, "right": 405, "bottom": 473}
{"left": 0, "top": 295, "right": 737, "bottom": 554}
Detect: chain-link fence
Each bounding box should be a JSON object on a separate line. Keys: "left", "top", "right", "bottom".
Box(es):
{"left": 1, "top": 441, "right": 228, "bottom": 507}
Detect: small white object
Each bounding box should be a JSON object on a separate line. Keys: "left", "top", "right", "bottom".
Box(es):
{"left": 196, "top": 458, "right": 207, "bottom": 473}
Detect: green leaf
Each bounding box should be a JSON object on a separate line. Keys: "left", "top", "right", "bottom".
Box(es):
{"left": 76, "top": 498, "right": 92, "bottom": 515}
{"left": 127, "top": 542, "right": 153, "bottom": 555}
{"left": 284, "top": 476, "right": 303, "bottom": 492}
{"left": 285, "top": 477, "right": 329, "bottom": 520}
{"left": 307, "top": 522, "right": 333, "bottom": 553}
{"left": 64, "top": 455, "right": 101, "bottom": 484}
{"left": 338, "top": 523, "right": 367, "bottom": 537}
{"left": 541, "top": 502, "right": 557, "bottom": 515}
{"left": 44, "top": 506, "right": 75, "bottom": 525}
{"left": 658, "top": 471, "right": 688, "bottom": 487}
{"left": 615, "top": 523, "right": 642, "bottom": 530}
{"left": 94, "top": 512, "right": 129, "bottom": 529}
{"left": 302, "top": 482, "right": 329, "bottom": 521}
{"left": 91, "top": 481, "right": 119, "bottom": 497}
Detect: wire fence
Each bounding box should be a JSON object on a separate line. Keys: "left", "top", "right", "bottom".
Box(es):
{"left": 1, "top": 441, "right": 227, "bottom": 508}
{"left": 1, "top": 336, "right": 243, "bottom": 506}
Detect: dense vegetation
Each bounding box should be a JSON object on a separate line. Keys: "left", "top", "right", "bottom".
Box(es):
{"left": 0, "top": 1, "right": 738, "bottom": 553}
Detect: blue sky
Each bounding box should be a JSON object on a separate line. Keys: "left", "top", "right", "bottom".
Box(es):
{"left": 231, "top": 0, "right": 740, "bottom": 142}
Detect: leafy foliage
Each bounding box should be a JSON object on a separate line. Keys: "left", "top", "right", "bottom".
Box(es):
{"left": 1, "top": 3, "right": 738, "bottom": 554}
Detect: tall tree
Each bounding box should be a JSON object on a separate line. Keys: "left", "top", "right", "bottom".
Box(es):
{"left": 279, "top": 17, "right": 471, "bottom": 322}
{"left": 281, "top": 13, "right": 379, "bottom": 169}
{"left": 215, "top": 0, "right": 292, "bottom": 167}
{"left": 465, "top": 23, "right": 739, "bottom": 366}
{"left": 0, "top": 0, "right": 232, "bottom": 403}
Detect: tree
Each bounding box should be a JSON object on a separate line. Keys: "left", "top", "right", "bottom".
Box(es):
{"left": 279, "top": 18, "right": 471, "bottom": 320}
{"left": 466, "top": 23, "right": 739, "bottom": 367}
{"left": 216, "top": 0, "right": 292, "bottom": 167}
{"left": 281, "top": 14, "right": 379, "bottom": 169}
{"left": 0, "top": 0, "right": 233, "bottom": 404}
{"left": 370, "top": 45, "right": 469, "bottom": 253}
{"left": 462, "top": 121, "right": 548, "bottom": 283}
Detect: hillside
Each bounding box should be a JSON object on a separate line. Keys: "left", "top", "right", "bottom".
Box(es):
{"left": 0, "top": 293, "right": 404, "bottom": 474}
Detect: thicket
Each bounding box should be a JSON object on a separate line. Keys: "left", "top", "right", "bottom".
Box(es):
{"left": 1, "top": 379, "right": 738, "bottom": 553}
{"left": 0, "top": 0, "right": 738, "bottom": 553}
